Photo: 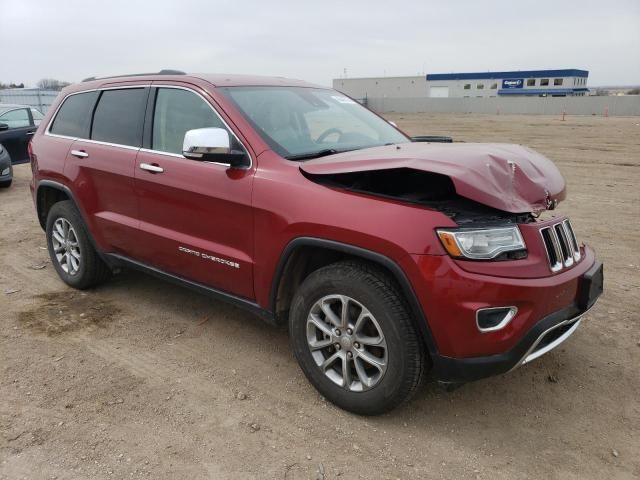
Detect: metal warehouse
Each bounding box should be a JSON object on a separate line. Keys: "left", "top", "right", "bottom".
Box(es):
{"left": 427, "top": 69, "right": 589, "bottom": 98}
{"left": 333, "top": 69, "right": 589, "bottom": 101}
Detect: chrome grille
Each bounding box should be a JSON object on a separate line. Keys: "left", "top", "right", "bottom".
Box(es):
{"left": 540, "top": 219, "right": 581, "bottom": 272}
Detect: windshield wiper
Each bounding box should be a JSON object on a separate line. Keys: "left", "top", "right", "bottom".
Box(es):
{"left": 285, "top": 149, "right": 339, "bottom": 161}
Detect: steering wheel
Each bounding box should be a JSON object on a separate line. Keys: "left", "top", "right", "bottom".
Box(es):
{"left": 316, "top": 128, "right": 344, "bottom": 144}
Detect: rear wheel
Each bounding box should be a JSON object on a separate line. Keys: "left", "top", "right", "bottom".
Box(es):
{"left": 46, "top": 201, "right": 111, "bottom": 289}
{"left": 289, "top": 261, "right": 427, "bottom": 415}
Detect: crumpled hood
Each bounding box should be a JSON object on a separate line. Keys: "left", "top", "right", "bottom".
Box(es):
{"left": 299, "top": 142, "right": 566, "bottom": 213}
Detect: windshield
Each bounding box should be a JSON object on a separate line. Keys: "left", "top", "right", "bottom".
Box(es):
{"left": 220, "top": 86, "right": 410, "bottom": 159}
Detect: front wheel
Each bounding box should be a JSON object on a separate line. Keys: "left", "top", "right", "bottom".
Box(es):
{"left": 289, "top": 261, "right": 427, "bottom": 415}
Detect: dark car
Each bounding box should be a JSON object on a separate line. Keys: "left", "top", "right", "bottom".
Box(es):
{"left": 29, "top": 72, "right": 602, "bottom": 415}
{"left": 0, "top": 104, "right": 43, "bottom": 163}
{"left": 0, "top": 143, "right": 12, "bottom": 187}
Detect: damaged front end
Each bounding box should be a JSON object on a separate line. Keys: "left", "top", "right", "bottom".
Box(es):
{"left": 299, "top": 142, "right": 566, "bottom": 226}
{"left": 301, "top": 167, "right": 536, "bottom": 226}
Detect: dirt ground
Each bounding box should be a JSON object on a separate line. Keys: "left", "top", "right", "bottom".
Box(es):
{"left": 1, "top": 113, "right": 638, "bottom": 480}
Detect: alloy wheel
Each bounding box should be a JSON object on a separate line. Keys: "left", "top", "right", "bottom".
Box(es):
{"left": 51, "top": 218, "right": 81, "bottom": 276}
{"left": 306, "top": 294, "right": 388, "bottom": 392}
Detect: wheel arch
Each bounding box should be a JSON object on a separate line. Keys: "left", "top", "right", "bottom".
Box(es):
{"left": 36, "top": 180, "right": 78, "bottom": 230}
{"left": 269, "top": 237, "right": 439, "bottom": 357}
{"left": 35, "top": 180, "right": 108, "bottom": 264}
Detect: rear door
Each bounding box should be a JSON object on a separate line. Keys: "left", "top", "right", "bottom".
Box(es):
{"left": 133, "top": 85, "right": 255, "bottom": 299}
{"left": 0, "top": 108, "right": 35, "bottom": 162}
{"left": 62, "top": 87, "right": 148, "bottom": 255}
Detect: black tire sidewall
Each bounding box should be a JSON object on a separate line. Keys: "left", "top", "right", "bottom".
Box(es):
{"left": 46, "top": 201, "right": 93, "bottom": 289}
{"left": 289, "top": 265, "right": 419, "bottom": 415}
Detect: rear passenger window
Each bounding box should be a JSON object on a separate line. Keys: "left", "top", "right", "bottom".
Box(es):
{"left": 31, "top": 109, "right": 44, "bottom": 126}
{"left": 50, "top": 91, "right": 98, "bottom": 138}
{"left": 152, "top": 88, "right": 225, "bottom": 155}
{"left": 91, "top": 88, "right": 147, "bottom": 147}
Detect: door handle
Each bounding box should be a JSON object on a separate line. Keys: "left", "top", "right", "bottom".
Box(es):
{"left": 139, "top": 163, "right": 164, "bottom": 173}
{"left": 26, "top": 131, "right": 35, "bottom": 136}
{"left": 70, "top": 150, "right": 89, "bottom": 159}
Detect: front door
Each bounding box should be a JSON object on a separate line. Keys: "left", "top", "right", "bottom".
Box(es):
{"left": 134, "top": 86, "right": 255, "bottom": 299}
{"left": 0, "top": 107, "right": 35, "bottom": 163}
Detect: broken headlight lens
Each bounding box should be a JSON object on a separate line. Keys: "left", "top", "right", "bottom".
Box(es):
{"left": 436, "top": 226, "right": 526, "bottom": 260}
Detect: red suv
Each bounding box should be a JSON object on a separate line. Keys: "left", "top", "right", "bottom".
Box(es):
{"left": 29, "top": 71, "right": 603, "bottom": 415}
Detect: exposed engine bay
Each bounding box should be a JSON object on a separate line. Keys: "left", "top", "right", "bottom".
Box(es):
{"left": 302, "top": 167, "right": 537, "bottom": 226}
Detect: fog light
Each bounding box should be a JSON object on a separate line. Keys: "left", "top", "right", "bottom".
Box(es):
{"left": 1, "top": 167, "right": 10, "bottom": 176}
{"left": 476, "top": 307, "right": 518, "bottom": 332}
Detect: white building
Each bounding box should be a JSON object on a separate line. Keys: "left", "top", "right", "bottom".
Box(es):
{"left": 333, "top": 69, "right": 589, "bottom": 101}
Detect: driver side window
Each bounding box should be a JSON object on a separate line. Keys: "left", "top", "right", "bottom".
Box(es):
{"left": 0, "top": 108, "right": 30, "bottom": 129}
{"left": 152, "top": 88, "right": 226, "bottom": 155}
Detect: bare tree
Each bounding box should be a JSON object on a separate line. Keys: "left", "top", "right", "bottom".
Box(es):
{"left": 36, "top": 78, "right": 71, "bottom": 91}
{"left": 0, "top": 82, "right": 25, "bottom": 89}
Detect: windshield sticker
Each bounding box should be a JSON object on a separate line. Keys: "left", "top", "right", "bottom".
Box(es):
{"left": 331, "top": 95, "right": 357, "bottom": 104}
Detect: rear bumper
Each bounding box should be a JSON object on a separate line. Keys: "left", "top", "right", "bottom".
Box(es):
{"left": 431, "top": 300, "right": 594, "bottom": 383}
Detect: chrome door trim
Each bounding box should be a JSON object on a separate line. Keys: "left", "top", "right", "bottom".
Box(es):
{"left": 75, "top": 138, "right": 140, "bottom": 152}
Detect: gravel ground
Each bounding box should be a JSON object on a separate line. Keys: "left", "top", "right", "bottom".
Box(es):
{"left": 1, "top": 113, "right": 638, "bottom": 479}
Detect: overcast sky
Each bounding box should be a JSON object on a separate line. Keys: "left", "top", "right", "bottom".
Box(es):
{"left": 1, "top": 0, "right": 639, "bottom": 87}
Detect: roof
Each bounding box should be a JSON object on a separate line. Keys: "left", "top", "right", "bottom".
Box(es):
{"left": 75, "top": 71, "right": 321, "bottom": 89}
{"left": 427, "top": 69, "right": 589, "bottom": 81}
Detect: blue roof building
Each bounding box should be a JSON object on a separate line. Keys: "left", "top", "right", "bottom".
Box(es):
{"left": 425, "top": 69, "right": 589, "bottom": 98}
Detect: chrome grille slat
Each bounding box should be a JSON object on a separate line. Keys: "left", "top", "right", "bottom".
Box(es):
{"left": 554, "top": 224, "right": 574, "bottom": 267}
{"left": 563, "top": 219, "right": 581, "bottom": 262}
{"left": 540, "top": 219, "right": 580, "bottom": 272}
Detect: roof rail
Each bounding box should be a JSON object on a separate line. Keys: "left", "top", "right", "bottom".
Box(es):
{"left": 82, "top": 69, "right": 186, "bottom": 82}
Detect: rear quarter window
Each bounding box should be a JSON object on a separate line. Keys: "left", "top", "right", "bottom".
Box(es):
{"left": 91, "top": 88, "right": 147, "bottom": 147}
{"left": 49, "top": 91, "right": 98, "bottom": 138}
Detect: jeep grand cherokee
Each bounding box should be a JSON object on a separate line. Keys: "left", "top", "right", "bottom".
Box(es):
{"left": 29, "top": 71, "right": 603, "bottom": 415}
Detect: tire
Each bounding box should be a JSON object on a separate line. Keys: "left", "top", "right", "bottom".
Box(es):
{"left": 0, "top": 180, "right": 11, "bottom": 188}
{"left": 289, "top": 261, "right": 427, "bottom": 415}
{"left": 46, "top": 200, "right": 111, "bottom": 289}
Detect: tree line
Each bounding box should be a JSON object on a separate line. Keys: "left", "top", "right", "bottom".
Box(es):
{"left": 0, "top": 79, "right": 71, "bottom": 91}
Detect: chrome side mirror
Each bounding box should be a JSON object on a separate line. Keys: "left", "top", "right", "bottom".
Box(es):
{"left": 183, "top": 127, "right": 231, "bottom": 158}
{"left": 182, "top": 127, "right": 248, "bottom": 167}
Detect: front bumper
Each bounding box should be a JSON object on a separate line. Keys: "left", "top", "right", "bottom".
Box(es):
{"left": 404, "top": 246, "right": 603, "bottom": 383}
{"left": 432, "top": 299, "right": 596, "bottom": 383}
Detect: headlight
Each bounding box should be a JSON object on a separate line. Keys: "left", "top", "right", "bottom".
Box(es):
{"left": 0, "top": 144, "right": 3, "bottom": 154}
{"left": 436, "top": 226, "right": 526, "bottom": 260}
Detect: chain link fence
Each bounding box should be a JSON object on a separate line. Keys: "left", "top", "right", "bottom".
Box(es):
{"left": 0, "top": 88, "right": 60, "bottom": 113}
